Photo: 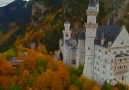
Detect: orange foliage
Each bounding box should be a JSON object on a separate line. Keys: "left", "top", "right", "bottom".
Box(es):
{"left": 0, "top": 75, "right": 13, "bottom": 90}
{"left": 52, "top": 71, "right": 64, "bottom": 90}
{"left": 69, "top": 85, "right": 79, "bottom": 90}
{"left": 19, "top": 49, "right": 45, "bottom": 73}
{"left": 34, "top": 31, "right": 44, "bottom": 40}
{"left": 45, "top": 14, "right": 55, "bottom": 23}
{"left": 33, "top": 69, "right": 53, "bottom": 90}
{"left": 111, "top": 87, "right": 119, "bottom": 90}
{"left": 92, "top": 85, "right": 101, "bottom": 90}
{"left": 18, "top": 70, "right": 30, "bottom": 87}
{"left": 40, "top": 24, "right": 49, "bottom": 30}
{"left": 57, "top": 61, "right": 70, "bottom": 86}
{"left": 83, "top": 79, "right": 98, "bottom": 90}
{"left": 0, "top": 58, "right": 15, "bottom": 76}
{"left": 12, "top": 75, "right": 19, "bottom": 84}
{"left": 45, "top": 55, "right": 57, "bottom": 71}
{"left": 24, "top": 30, "right": 34, "bottom": 41}
{"left": 37, "top": 44, "right": 48, "bottom": 54}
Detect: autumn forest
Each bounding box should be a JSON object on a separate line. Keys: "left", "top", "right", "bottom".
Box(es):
{"left": 0, "top": 0, "right": 129, "bottom": 90}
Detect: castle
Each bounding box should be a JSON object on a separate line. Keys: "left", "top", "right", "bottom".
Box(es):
{"left": 59, "top": 0, "right": 129, "bottom": 85}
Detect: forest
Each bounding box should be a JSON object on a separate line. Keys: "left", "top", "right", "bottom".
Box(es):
{"left": 0, "top": 45, "right": 129, "bottom": 90}
{"left": 0, "top": 0, "right": 129, "bottom": 89}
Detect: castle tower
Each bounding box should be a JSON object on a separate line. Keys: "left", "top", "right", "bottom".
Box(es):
{"left": 76, "top": 32, "right": 85, "bottom": 68}
{"left": 63, "top": 21, "right": 71, "bottom": 65}
{"left": 83, "top": 0, "right": 99, "bottom": 80}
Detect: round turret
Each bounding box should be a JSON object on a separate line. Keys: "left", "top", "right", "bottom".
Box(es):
{"left": 64, "top": 21, "right": 70, "bottom": 30}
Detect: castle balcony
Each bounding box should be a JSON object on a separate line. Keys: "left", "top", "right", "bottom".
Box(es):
{"left": 85, "top": 23, "right": 98, "bottom": 28}
{"left": 114, "top": 69, "right": 128, "bottom": 75}
{"left": 114, "top": 56, "right": 129, "bottom": 65}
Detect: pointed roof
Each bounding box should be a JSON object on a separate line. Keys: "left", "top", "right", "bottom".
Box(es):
{"left": 88, "top": 0, "right": 99, "bottom": 7}
{"left": 95, "top": 25, "right": 122, "bottom": 47}
{"left": 78, "top": 31, "right": 85, "bottom": 40}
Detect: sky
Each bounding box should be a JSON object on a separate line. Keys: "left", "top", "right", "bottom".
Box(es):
{"left": 0, "top": 0, "right": 15, "bottom": 7}
{"left": 0, "top": 0, "right": 29, "bottom": 7}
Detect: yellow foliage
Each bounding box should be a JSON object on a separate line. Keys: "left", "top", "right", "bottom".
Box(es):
{"left": 69, "top": 85, "right": 79, "bottom": 90}
{"left": 92, "top": 85, "right": 101, "bottom": 90}
{"left": 18, "top": 70, "right": 30, "bottom": 87}
{"left": 83, "top": 79, "right": 98, "bottom": 90}
{"left": 33, "top": 69, "right": 53, "bottom": 90}
{"left": 37, "top": 44, "right": 48, "bottom": 54}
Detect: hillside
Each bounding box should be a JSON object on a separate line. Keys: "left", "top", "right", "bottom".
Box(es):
{"left": 16, "top": 0, "right": 129, "bottom": 52}
{"left": 0, "top": 0, "right": 32, "bottom": 52}
{"left": 1, "top": 0, "right": 129, "bottom": 89}
{"left": 0, "top": 0, "right": 129, "bottom": 52}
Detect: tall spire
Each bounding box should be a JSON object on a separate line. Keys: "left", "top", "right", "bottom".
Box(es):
{"left": 88, "top": 0, "right": 99, "bottom": 8}
{"left": 107, "top": 14, "right": 114, "bottom": 25}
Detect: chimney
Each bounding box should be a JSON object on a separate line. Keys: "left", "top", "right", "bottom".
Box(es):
{"left": 108, "top": 41, "right": 112, "bottom": 47}
{"left": 101, "top": 38, "right": 105, "bottom": 45}
{"left": 101, "top": 32, "right": 105, "bottom": 45}
{"left": 107, "top": 14, "right": 114, "bottom": 25}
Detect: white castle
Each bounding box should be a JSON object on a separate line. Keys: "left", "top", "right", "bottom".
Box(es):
{"left": 59, "top": 0, "right": 129, "bottom": 85}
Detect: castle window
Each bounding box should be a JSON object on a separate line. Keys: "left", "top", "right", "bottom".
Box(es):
{"left": 119, "top": 66, "right": 121, "bottom": 69}
{"left": 88, "top": 47, "right": 90, "bottom": 50}
{"left": 105, "top": 59, "right": 107, "bottom": 62}
{"left": 120, "top": 51, "right": 123, "bottom": 54}
{"left": 95, "top": 67, "right": 96, "bottom": 70}
{"left": 113, "top": 52, "right": 117, "bottom": 55}
{"left": 105, "top": 51, "right": 107, "bottom": 54}
{"left": 96, "top": 62, "right": 99, "bottom": 65}
{"left": 121, "top": 41, "right": 124, "bottom": 45}
{"left": 103, "top": 65, "right": 105, "bottom": 68}
{"left": 66, "top": 34, "right": 69, "bottom": 37}
{"left": 71, "top": 59, "right": 76, "bottom": 65}
{"left": 126, "top": 50, "right": 129, "bottom": 53}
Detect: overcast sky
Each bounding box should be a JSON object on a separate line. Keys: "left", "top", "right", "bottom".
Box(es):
{"left": 0, "top": 0, "right": 15, "bottom": 7}
{"left": 0, "top": 0, "right": 29, "bottom": 7}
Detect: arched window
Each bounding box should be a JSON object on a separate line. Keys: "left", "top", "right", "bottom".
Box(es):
{"left": 120, "top": 66, "right": 121, "bottom": 69}
{"left": 66, "top": 34, "right": 69, "bottom": 37}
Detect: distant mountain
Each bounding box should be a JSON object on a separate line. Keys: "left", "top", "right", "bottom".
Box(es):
{"left": 1, "top": 0, "right": 129, "bottom": 53}
{"left": 0, "top": 0, "right": 15, "bottom": 7}
{"left": 0, "top": 0, "right": 32, "bottom": 31}
{"left": 0, "top": 0, "right": 32, "bottom": 52}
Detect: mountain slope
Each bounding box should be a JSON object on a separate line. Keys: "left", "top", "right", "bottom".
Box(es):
{"left": 0, "top": 0, "right": 32, "bottom": 52}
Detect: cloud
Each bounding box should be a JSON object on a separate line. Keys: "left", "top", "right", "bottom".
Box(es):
{"left": 0, "top": 0, "right": 15, "bottom": 7}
